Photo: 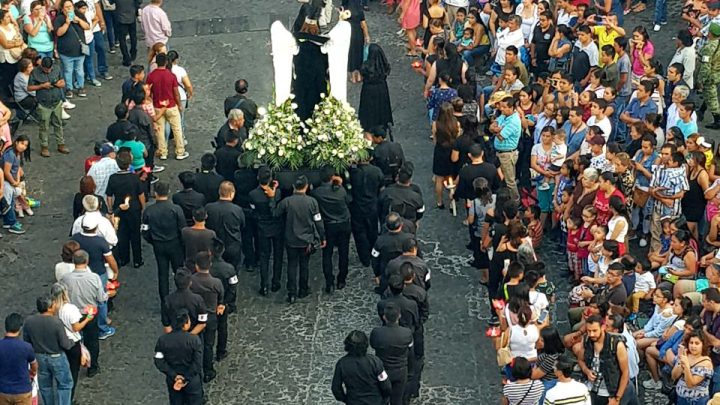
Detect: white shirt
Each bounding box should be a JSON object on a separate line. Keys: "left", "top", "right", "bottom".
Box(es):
{"left": 71, "top": 211, "right": 118, "bottom": 247}
{"left": 544, "top": 379, "right": 592, "bottom": 405}
{"left": 669, "top": 46, "right": 696, "bottom": 89}
{"left": 607, "top": 215, "right": 628, "bottom": 244}
{"left": 515, "top": 3, "right": 537, "bottom": 41}
{"left": 55, "top": 262, "right": 75, "bottom": 282}
{"left": 575, "top": 40, "right": 599, "bottom": 67}
{"left": 550, "top": 143, "right": 567, "bottom": 167}
{"left": 87, "top": 157, "right": 120, "bottom": 197}
{"left": 634, "top": 271, "right": 656, "bottom": 293}
{"left": 444, "top": 0, "right": 469, "bottom": 6}
{"left": 494, "top": 28, "right": 524, "bottom": 66}
{"left": 509, "top": 323, "right": 539, "bottom": 359}
{"left": 586, "top": 116, "right": 612, "bottom": 142}
{"left": 171, "top": 65, "right": 188, "bottom": 101}
{"left": 529, "top": 290, "right": 549, "bottom": 315}
{"left": 666, "top": 103, "right": 697, "bottom": 133}
{"left": 58, "top": 302, "right": 83, "bottom": 343}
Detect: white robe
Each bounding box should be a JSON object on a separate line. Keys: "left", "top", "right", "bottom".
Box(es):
{"left": 322, "top": 20, "right": 351, "bottom": 103}
{"left": 270, "top": 21, "right": 298, "bottom": 106}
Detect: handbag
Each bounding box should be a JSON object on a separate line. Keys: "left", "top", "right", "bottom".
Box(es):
{"left": 8, "top": 41, "right": 27, "bottom": 60}
{"left": 68, "top": 23, "right": 90, "bottom": 56}
{"left": 496, "top": 329, "right": 513, "bottom": 367}
{"left": 632, "top": 187, "right": 650, "bottom": 208}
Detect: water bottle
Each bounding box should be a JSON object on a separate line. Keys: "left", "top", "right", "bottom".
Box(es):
{"left": 590, "top": 372, "right": 603, "bottom": 393}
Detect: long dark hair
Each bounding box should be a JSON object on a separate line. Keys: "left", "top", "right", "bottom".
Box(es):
{"left": 361, "top": 43, "right": 390, "bottom": 80}
{"left": 444, "top": 42, "right": 463, "bottom": 81}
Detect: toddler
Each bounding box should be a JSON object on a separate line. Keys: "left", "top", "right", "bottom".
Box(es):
{"left": 576, "top": 206, "right": 597, "bottom": 281}
{"left": 566, "top": 216, "right": 582, "bottom": 282}
{"left": 649, "top": 217, "right": 674, "bottom": 269}
{"left": 543, "top": 129, "right": 567, "bottom": 190}
{"left": 627, "top": 262, "right": 656, "bottom": 321}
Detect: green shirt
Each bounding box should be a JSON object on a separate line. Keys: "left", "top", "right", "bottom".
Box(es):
{"left": 115, "top": 140, "right": 146, "bottom": 170}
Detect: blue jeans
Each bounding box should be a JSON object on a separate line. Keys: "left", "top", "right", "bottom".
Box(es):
{"left": 613, "top": 95, "right": 629, "bottom": 143}
{"left": 98, "top": 271, "right": 111, "bottom": 334}
{"left": 539, "top": 379, "right": 558, "bottom": 404}
{"left": 84, "top": 31, "right": 108, "bottom": 80}
{"left": 59, "top": 54, "right": 84, "bottom": 91}
{"left": 36, "top": 353, "right": 73, "bottom": 405}
{"left": 677, "top": 396, "right": 710, "bottom": 405}
{"left": 712, "top": 365, "right": 720, "bottom": 395}
{"left": 654, "top": 0, "right": 667, "bottom": 24}
{"left": 103, "top": 10, "right": 118, "bottom": 47}
{"left": 2, "top": 182, "right": 16, "bottom": 226}
{"left": 37, "top": 51, "right": 53, "bottom": 59}
{"left": 462, "top": 45, "right": 491, "bottom": 65}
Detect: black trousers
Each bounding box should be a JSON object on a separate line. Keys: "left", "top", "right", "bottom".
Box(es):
{"left": 322, "top": 222, "right": 351, "bottom": 286}
{"left": 216, "top": 312, "right": 228, "bottom": 358}
{"left": 241, "top": 210, "right": 259, "bottom": 268}
{"left": 387, "top": 367, "right": 408, "bottom": 405}
{"left": 223, "top": 241, "right": 242, "bottom": 271}
{"left": 351, "top": 211, "right": 378, "bottom": 267}
{"left": 166, "top": 375, "right": 203, "bottom": 405}
{"left": 201, "top": 314, "right": 218, "bottom": 375}
{"left": 405, "top": 332, "right": 424, "bottom": 398}
{"left": 64, "top": 341, "right": 82, "bottom": 400}
{"left": 115, "top": 209, "right": 142, "bottom": 265}
{"left": 152, "top": 239, "right": 184, "bottom": 308}
{"left": 286, "top": 246, "right": 310, "bottom": 296}
{"left": 117, "top": 21, "right": 137, "bottom": 64}
{"left": 258, "top": 233, "right": 284, "bottom": 289}
{"left": 83, "top": 317, "right": 100, "bottom": 373}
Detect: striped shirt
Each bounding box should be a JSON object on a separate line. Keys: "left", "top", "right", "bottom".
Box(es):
{"left": 543, "top": 380, "right": 591, "bottom": 405}
{"left": 502, "top": 380, "right": 544, "bottom": 405}
{"left": 649, "top": 165, "right": 689, "bottom": 217}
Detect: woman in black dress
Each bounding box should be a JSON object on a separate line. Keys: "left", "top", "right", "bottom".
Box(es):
{"left": 432, "top": 102, "right": 460, "bottom": 208}
{"left": 343, "top": 0, "right": 370, "bottom": 83}
{"left": 359, "top": 44, "right": 393, "bottom": 133}
{"left": 681, "top": 151, "right": 709, "bottom": 241}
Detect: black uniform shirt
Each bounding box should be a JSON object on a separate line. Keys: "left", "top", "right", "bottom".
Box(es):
{"left": 106, "top": 119, "right": 138, "bottom": 145}
{"left": 154, "top": 331, "right": 203, "bottom": 380}
{"left": 310, "top": 182, "right": 351, "bottom": 225}
{"left": 385, "top": 255, "right": 431, "bottom": 290}
{"left": 210, "top": 257, "right": 238, "bottom": 313}
{"left": 349, "top": 163, "right": 384, "bottom": 217}
{"left": 379, "top": 184, "right": 425, "bottom": 221}
{"left": 205, "top": 200, "right": 245, "bottom": 245}
{"left": 369, "top": 325, "right": 413, "bottom": 371}
{"left": 162, "top": 289, "right": 208, "bottom": 328}
{"left": 141, "top": 200, "right": 185, "bottom": 243}
{"left": 248, "top": 186, "right": 283, "bottom": 238}
{"left": 272, "top": 192, "right": 326, "bottom": 248}
{"left": 371, "top": 231, "right": 413, "bottom": 278}
{"left": 455, "top": 161, "right": 500, "bottom": 200}
{"left": 105, "top": 171, "right": 143, "bottom": 212}
{"left": 214, "top": 146, "right": 241, "bottom": 182}
{"left": 371, "top": 140, "right": 405, "bottom": 181}
{"left": 232, "top": 168, "right": 258, "bottom": 209}
{"left": 194, "top": 171, "right": 223, "bottom": 203}
{"left": 181, "top": 227, "right": 216, "bottom": 263}
{"left": 331, "top": 354, "right": 392, "bottom": 404}
{"left": 190, "top": 272, "right": 224, "bottom": 311}
{"left": 377, "top": 294, "right": 420, "bottom": 334}
{"left": 172, "top": 189, "right": 206, "bottom": 226}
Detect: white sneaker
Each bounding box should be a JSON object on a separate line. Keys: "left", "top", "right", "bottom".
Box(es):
{"left": 642, "top": 378, "right": 662, "bottom": 390}
{"left": 63, "top": 100, "right": 76, "bottom": 110}
{"left": 175, "top": 152, "right": 189, "bottom": 160}
{"left": 62, "top": 110, "right": 71, "bottom": 120}
{"left": 639, "top": 238, "right": 648, "bottom": 248}
{"left": 653, "top": 24, "right": 661, "bottom": 31}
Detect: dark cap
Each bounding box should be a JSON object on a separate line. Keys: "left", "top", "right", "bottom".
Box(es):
{"left": 100, "top": 143, "right": 115, "bottom": 156}
{"left": 588, "top": 134, "right": 606, "bottom": 146}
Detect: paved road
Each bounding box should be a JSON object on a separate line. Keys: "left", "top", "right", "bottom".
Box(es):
{"left": 0, "top": 0, "right": 713, "bottom": 404}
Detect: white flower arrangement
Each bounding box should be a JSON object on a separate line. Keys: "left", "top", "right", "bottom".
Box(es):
{"left": 242, "top": 96, "right": 307, "bottom": 170}
{"left": 304, "top": 94, "right": 371, "bottom": 172}
{"left": 242, "top": 94, "right": 371, "bottom": 172}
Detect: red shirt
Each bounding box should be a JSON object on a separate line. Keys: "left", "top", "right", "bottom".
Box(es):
{"left": 567, "top": 228, "right": 581, "bottom": 252}
{"left": 593, "top": 189, "right": 625, "bottom": 226}
{"left": 85, "top": 155, "right": 102, "bottom": 173}
{"left": 576, "top": 224, "right": 594, "bottom": 259}
{"left": 145, "top": 68, "right": 178, "bottom": 108}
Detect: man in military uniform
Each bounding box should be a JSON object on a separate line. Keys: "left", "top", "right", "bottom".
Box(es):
{"left": 189, "top": 252, "right": 225, "bottom": 383}
{"left": 378, "top": 163, "right": 425, "bottom": 224}
{"left": 699, "top": 22, "right": 720, "bottom": 129}
{"left": 154, "top": 310, "right": 204, "bottom": 405}
{"left": 141, "top": 181, "right": 186, "bottom": 311}
{"left": 369, "top": 303, "right": 413, "bottom": 405}
{"left": 372, "top": 213, "right": 413, "bottom": 295}
{"left": 209, "top": 241, "right": 238, "bottom": 362}
{"left": 161, "top": 271, "right": 207, "bottom": 336}
{"left": 310, "top": 167, "right": 352, "bottom": 293}
{"left": 386, "top": 238, "right": 431, "bottom": 291}
{"left": 249, "top": 167, "right": 284, "bottom": 296}
{"left": 348, "top": 158, "right": 384, "bottom": 268}
{"left": 205, "top": 182, "right": 245, "bottom": 272}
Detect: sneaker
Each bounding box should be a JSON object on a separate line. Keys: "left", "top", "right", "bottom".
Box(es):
{"left": 63, "top": 100, "right": 76, "bottom": 110}
{"left": 623, "top": 8, "right": 630, "bottom": 14}
{"left": 7, "top": 223, "right": 25, "bottom": 234}
{"left": 65, "top": 91, "right": 74, "bottom": 99}
{"left": 99, "top": 327, "right": 116, "bottom": 340}
{"left": 108, "top": 48, "right": 116, "bottom": 54}
{"left": 159, "top": 155, "right": 168, "bottom": 160}
{"left": 24, "top": 207, "right": 34, "bottom": 216}
{"left": 77, "top": 89, "right": 87, "bottom": 97}
{"left": 100, "top": 73, "right": 113, "bottom": 80}
{"left": 639, "top": 238, "right": 648, "bottom": 248}
{"left": 661, "top": 21, "right": 668, "bottom": 25}
{"left": 89, "top": 79, "right": 102, "bottom": 87}
{"left": 150, "top": 177, "right": 160, "bottom": 185}
{"left": 62, "top": 110, "right": 71, "bottom": 120}
{"left": 653, "top": 24, "right": 661, "bottom": 31}
{"left": 538, "top": 182, "right": 550, "bottom": 191}
{"left": 642, "top": 378, "right": 662, "bottom": 390}
{"left": 2, "top": 224, "right": 10, "bottom": 229}
{"left": 175, "top": 152, "right": 189, "bottom": 160}
{"left": 152, "top": 165, "right": 165, "bottom": 173}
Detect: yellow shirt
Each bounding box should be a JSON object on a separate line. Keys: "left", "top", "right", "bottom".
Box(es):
{"left": 592, "top": 26, "right": 620, "bottom": 67}
{"left": 704, "top": 149, "right": 714, "bottom": 171}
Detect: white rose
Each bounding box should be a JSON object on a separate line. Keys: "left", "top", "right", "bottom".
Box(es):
{"left": 335, "top": 131, "right": 343, "bottom": 139}
{"left": 338, "top": 152, "right": 345, "bottom": 158}
{"left": 320, "top": 93, "right": 326, "bottom": 98}
{"left": 297, "top": 145, "right": 302, "bottom": 150}
{"left": 289, "top": 93, "right": 295, "bottom": 99}
{"left": 281, "top": 138, "right": 288, "bottom": 145}
{"left": 291, "top": 103, "right": 298, "bottom": 109}
{"left": 331, "top": 150, "right": 337, "bottom": 156}
{"left": 351, "top": 146, "right": 358, "bottom": 152}
{"left": 245, "top": 144, "right": 253, "bottom": 150}
{"left": 257, "top": 107, "right": 267, "bottom": 116}
{"left": 278, "top": 149, "right": 284, "bottom": 157}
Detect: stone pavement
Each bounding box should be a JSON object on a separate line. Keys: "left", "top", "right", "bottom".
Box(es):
{"left": 0, "top": 0, "right": 717, "bottom": 404}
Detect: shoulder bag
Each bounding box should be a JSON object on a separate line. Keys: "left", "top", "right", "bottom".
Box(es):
{"left": 68, "top": 21, "right": 89, "bottom": 56}
{"left": 496, "top": 328, "right": 513, "bottom": 367}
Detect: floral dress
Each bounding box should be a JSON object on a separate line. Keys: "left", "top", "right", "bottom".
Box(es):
{"left": 674, "top": 357, "right": 713, "bottom": 403}
{"left": 427, "top": 87, "right": 458, "bottom": 120}
{"left": 617, "top": 169, "right": 635, "bottom": 211}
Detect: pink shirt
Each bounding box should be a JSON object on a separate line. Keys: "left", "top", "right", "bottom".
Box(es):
{"left": 140, "top": 4, "right": 171, "bottom": 47}
{"left": 631, "top": 41, "right": 654, "bottom": 76}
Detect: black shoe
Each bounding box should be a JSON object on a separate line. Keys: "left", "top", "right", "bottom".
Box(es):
{"left": 374, "top": 286, "right": 385, "bottom": 295}
{"left": 298, "top": 289, "right": 311, "bottom": 299}
{"left": 325, "top": 284, "right": 335, "bottom": 294}
{"left": 707, "top": 114, "right": 720, "bottom": 129}
{"left": 216, "top": 352, "right": 228, "bottom": 362}
{"left": 271, "top": 284, "right": 281, "bottom": 292}
{"left": 133, "top": 261, "right": 144, "bottom": 268}
{"left": 259, "top": 287, "right": 268, "bottom": 296}
{"left": 336, "top": 281, "right": 346, "bottom": 290}
{"left": 287, "top": 294, "right": 296, "bottom": 304}
{"left": 121, "top": 60, "right": 131, "bottom": 67}
{"left": 203, "top": 370, "right": 216, "bottom": 383}
{"left": 244, "top": 265, "right": 255, "bottom": 273}
{"left": 87, "top": 367, "right": 100, "bottom": 378}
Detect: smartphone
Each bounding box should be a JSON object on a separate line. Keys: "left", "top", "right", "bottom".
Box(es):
{"left": 678, "top": 345, "right": 686, "bottom": 357}
{"left": 538, "top": 309, "right": 549, "bottom": 323}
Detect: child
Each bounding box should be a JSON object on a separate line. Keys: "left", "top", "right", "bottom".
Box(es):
{"left": 457, "top": 27, "right": 475, "bottom": 49}
{"left": 532, "top": 263, "right": 556, "bottom": 304}
{"left": 566, "top": 216, "right": 582, "bottom": 282}
{"left": 576, "top": 206, "right": 597, "bottom": 280}
{"left": 525, "top": 205, "right": 543, "bottom": 249}
{"left": 626, "top": 262, "right": 656, "bottom": 321}
{"left": 586, "top": 224, "right": 608, "bottom": 278}
{"left": 546, "top": 129, "right": 567, "bottom": 188}
{"left": 648, "top": 217, "right": 674, "bottom": 269}
{"left": 450, "top": 8, "right": 467, "bottom": 43}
